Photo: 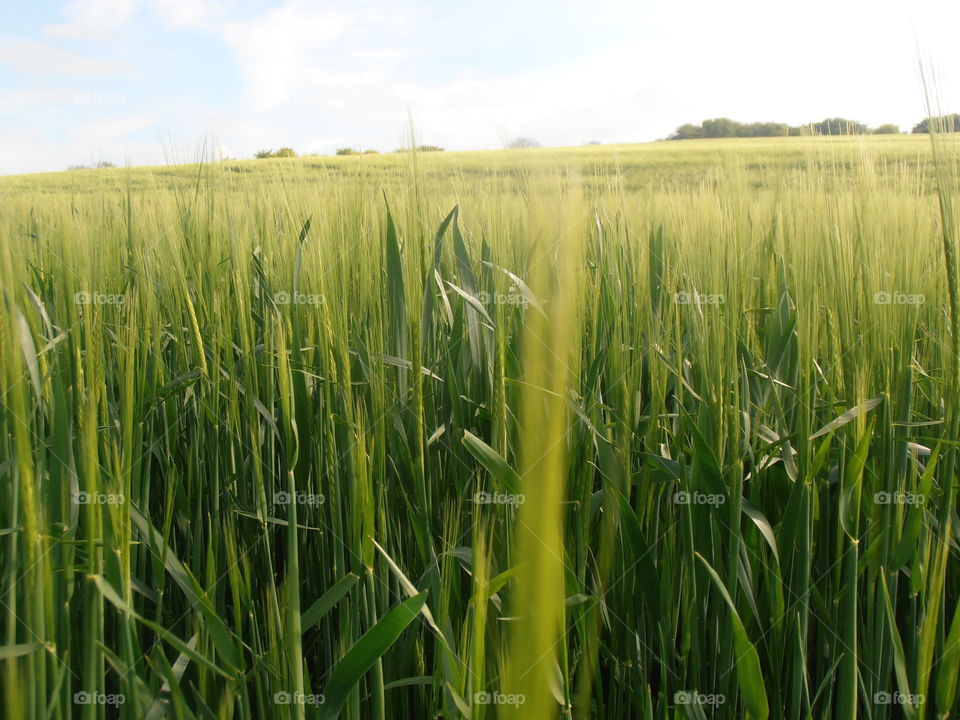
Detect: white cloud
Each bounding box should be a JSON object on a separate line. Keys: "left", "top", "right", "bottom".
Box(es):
{"left": 216, "top": 1, "right": 661, "bottom": 149}
{"left": 0, "top": 90, "right": 61, "bottom": 114}
{"left": 0, "top": 41, "right": 131, "bottom": 75}
{"left": 221, "top": 1, "right": 409, "bottom": 111}
{"left": 65, "top": 113, "right": 157, "bottom": 144}
{"left": 45, "top": 0, "right": 136, "bottom": 38}
{"left": 382, "top": 43, "right": 670, "bottom": 148}
{"left": 0, "top": 129, "right": 166, "bottom": 175}
{"left": 150, "top": 0, "right": 222, "bottom": 29}
{"left": 0, "top": 130, "right": 68, "bottom": 175}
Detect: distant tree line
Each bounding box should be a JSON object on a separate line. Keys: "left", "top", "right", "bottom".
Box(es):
{"left": 252, "top": 145, "right": 445, "bottom": 159}
{"left": 255, "top": 147, "right": 297, "bottom": 158}
{"left": 68, "top": 160, "right": 117, "bottom": 170}
{"left": 669, "top": 114, "right": 960, "bottom": 140}
{"left": 669, "top": 118, "right": 890, "bottom": 140}
{"left": 911, "top": 114, "right": 960, "bottom": 133}
{"left": 393, "top": 145, "right": 445, "bottom": 153}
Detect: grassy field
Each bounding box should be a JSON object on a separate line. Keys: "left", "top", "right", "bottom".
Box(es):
{"left": 1, "top": 134, "right": 959, "bottom": 719}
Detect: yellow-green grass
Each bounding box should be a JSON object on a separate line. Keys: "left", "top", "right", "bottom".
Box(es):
{"left": 0, "top": 134, "right": 945, "bottom": 195}
{"left": 0, "top": 134, "right": 958, "bottom": 719}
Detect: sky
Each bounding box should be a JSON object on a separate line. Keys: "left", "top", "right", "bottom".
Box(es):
{"left": 1, "top": 0, "right": 959, "bottom": 174}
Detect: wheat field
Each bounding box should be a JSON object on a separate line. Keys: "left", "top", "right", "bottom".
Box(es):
{"left": 1, "top": 134, "right": 959, "bottom": 719}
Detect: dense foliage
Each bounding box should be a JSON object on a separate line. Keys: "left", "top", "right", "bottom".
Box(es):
{"left": 669, "top": 116, "right": 892, "bottom": 139}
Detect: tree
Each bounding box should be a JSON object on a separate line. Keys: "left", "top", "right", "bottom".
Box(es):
{"left": 274, "top": 147, "right": 296, "bottom": 158}
{"left": 745, "top": 122, "right": 790, "bottom": 137}
{"left": 669, "top": 119, "right": 793, "bottom": 139}
{"left": 701, "top": 118, "right": 743, "bottom": 138}
{"left": 811, "top": 118, "right": 867, "bottom": 135}
{"left": 669, "top": 123, "right": 706, "bottom": 140}
{"left": 507, "top": 137, "right": 541, "bottom": 149}
{"left": 871, "top": 124, "right": 900, "bottom": 135}
{"left": 912, "top": 114, "right": 960, "bottom": 134}
{"left": 335, "top": 148, "right": 357, "bottom": 155}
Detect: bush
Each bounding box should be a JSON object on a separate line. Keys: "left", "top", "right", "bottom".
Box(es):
{"left": 336, "top": 148, "right": 357, "bottom": 156}
{"left": 255, "top": 148, "right": 297, "bottom": 159}
{"left": 871, "top": 124, "right": 901, "bottom": 135}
